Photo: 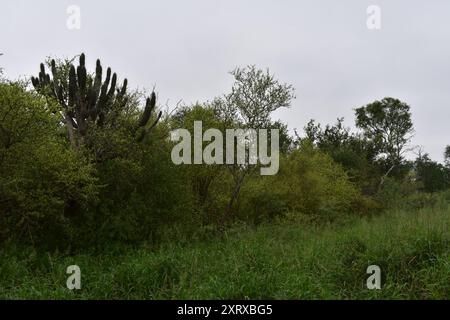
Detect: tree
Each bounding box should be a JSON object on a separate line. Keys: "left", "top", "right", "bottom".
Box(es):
{"left": 444, "top": 145, "right": 450, "bottom": 167}
{"left": 303, "top": 118, "right": 381, "bottom": 194}
{"left": 355, "top": 98, "right": 414, "bottom": 166}
{"left": 414, "top": 153, "right": 449, "bottom": 193}
{"left": 0, "top": 53, "right": 3, "bottom": 76}
{"left": 170, "top": 104, "right": 229, "bottom": 221}
{"left": 0, "top": 81, "right": 98, "bottom": 246}
{"left": 26, "top": 55, "right": 197, "bottom": 247}
{"left": 0, "top": 81, "right": 56, "bottom": 160}
{"left": 214, "top": 66, "right": 295, "bottom": 228}
{"left": 238, "top": 140, "right": 363, "bottom": 223}
{"left": 31, "top": 53, "right": 161, "bottom": 150}
{"left": 305, "top": 118, "right": 351, "bottom": 151}
{"left": 355, "top": 97, "right": 414, "bottom": 188}
{"left": 220, "top": 66, "right": 295, "bottom": 128}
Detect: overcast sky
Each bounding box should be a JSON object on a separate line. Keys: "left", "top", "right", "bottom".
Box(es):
{"left": 1, "top": 0, "right": 449, "bottom": 161}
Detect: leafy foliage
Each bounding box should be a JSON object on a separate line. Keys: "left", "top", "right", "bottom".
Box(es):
{"left": 1, "top": 55, "right": 449, "bottom": 259}
{"left": 414, "top": 153, "right": 450, "bottom": 193}
{"left": 1, "top": 53, "right": 450, "bottom": 299}
{"left": 303, "top": 118, "right": 381, "bottom": 194}
{"left": 239, "top": 141, "right": 363, "bottom": 223}
{"left": 355, "top": 97, "right": 414, "bottom": 167}
{"left": 0, "top": 82, "right": 98, "bottom": 247}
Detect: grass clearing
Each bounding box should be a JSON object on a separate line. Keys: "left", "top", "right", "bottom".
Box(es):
{"left": 1, "top": 205, "right": 449, "bottom": 299}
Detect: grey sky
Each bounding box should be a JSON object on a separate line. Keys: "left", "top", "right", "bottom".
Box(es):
{"left": 1, "top": 0, "right": 449, "bottom": 161}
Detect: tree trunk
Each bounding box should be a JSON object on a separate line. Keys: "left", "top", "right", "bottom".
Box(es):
{"left": 378, "top": 164, "right": 395, "bottom": 192}
{"left": 218, "top": 171, "right": 246, "bottom": 231}
{"left": 64, "top": 114, "right": 78, "bottom": 150}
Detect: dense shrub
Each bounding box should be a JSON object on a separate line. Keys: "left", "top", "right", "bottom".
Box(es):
{"left": 239, "top": 142, "right": 364, "bottom": 223}
{"left": 2, "top": 58, "right": 448, "bottom": 252}
{"left": 0, "top": 82, "right": 98, "bottom": 247}
{"left": 374, "top": 176, "right": 420, "bottom": 210}
{"left": 89, "top": 123, "right": 197, "bottom": 245}
{"left": 0, "top": 81, "right": 196, "bottom": 248}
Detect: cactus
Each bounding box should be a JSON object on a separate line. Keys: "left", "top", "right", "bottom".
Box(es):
{"left": 31, "top": 53, "right": 161, "bottom": 148}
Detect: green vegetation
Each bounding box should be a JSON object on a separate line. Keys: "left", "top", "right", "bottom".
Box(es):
{"left": 1, "top": 53, "right": 449, "bottom": 299}
{"left": 1, "top": 197, "right": 449, "bottom": 299}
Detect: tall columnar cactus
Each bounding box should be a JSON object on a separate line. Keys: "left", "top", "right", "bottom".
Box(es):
{"left": 31, "top": 53, "right": 162, "bottom": 148}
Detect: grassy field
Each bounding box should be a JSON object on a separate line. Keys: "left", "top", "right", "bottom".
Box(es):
{"left": 1, "top": 205, "right": 449, "bottom": 299}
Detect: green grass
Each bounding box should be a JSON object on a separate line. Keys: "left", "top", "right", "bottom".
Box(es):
{"left": 1, "top": 205, "right": 449, "bottom": 299}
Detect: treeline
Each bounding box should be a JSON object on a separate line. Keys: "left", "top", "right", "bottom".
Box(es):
{"left": 1, "top": 54, "right": 449, "bottom": 250}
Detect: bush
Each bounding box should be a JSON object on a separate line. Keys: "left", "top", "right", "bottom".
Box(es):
{"left": 239, "top": 142, "right": 364, "bottom": 223}
{"left": 90, "top": 124, "right": 197, "bottom": 245}
{"left": 0, "top": 82, "right": 98, "bottom": 248}
{"left": 0, "top": 82, "right": 195, "bottom": 248}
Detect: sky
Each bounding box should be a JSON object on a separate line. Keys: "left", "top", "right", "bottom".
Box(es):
{"left": 1, "top": 0, "right": 449, "bottom": 161}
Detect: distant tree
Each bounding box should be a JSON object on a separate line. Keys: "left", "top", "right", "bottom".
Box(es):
{"left": 355, "top": 98, "right": 414, "bottom": 166}
{"left": 355, "top": 97, "right": 414, "bottom": 188}
{"left": 303, "top": 118, "right": 380, "bottom": 194}
{"left": 305, "top": 118, "right": 352, "bottom": 151}
{"left": 0, "top": 53, "right": 3, "bottom": 76}
{"left": 444, "top": 145, "right": 450, "bottom": 167}
{"left": 271, "top": 120, "right": 295, "bottom": 154}
{"left": 414, "top": 153, "right": 450, "bottom": 193}
{"left": 222, "top": 66, "right": 295, "bottom": 128}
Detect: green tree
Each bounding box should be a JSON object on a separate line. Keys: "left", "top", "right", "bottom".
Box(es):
{"left": 0, "top": 81, "right": 98, "bottom": 246}
{"left": 239, "top": 140, "right": 364, "bottom": 223}
{"left": 214, "top": 66, "right": 295, "bottom": 228}
{"left": 223, "top": 66, "right": 295, "bottom": 128}
{"left": 355, "top": 97, "right": 414, "bottom": 188}
{"left": 415, "top": 153, "right": 449, "bottom": 193}
{"left": 303, "top": 118, "right": 381, "bottom": 194}
{"left": 444, "top": 145, "right": 450, "bottom": 167}
{"left": 170, "top": 104, "right": 230, "bottom": 223}
{"left": 22, "top": 54, "right": 193, "bottom": 247}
